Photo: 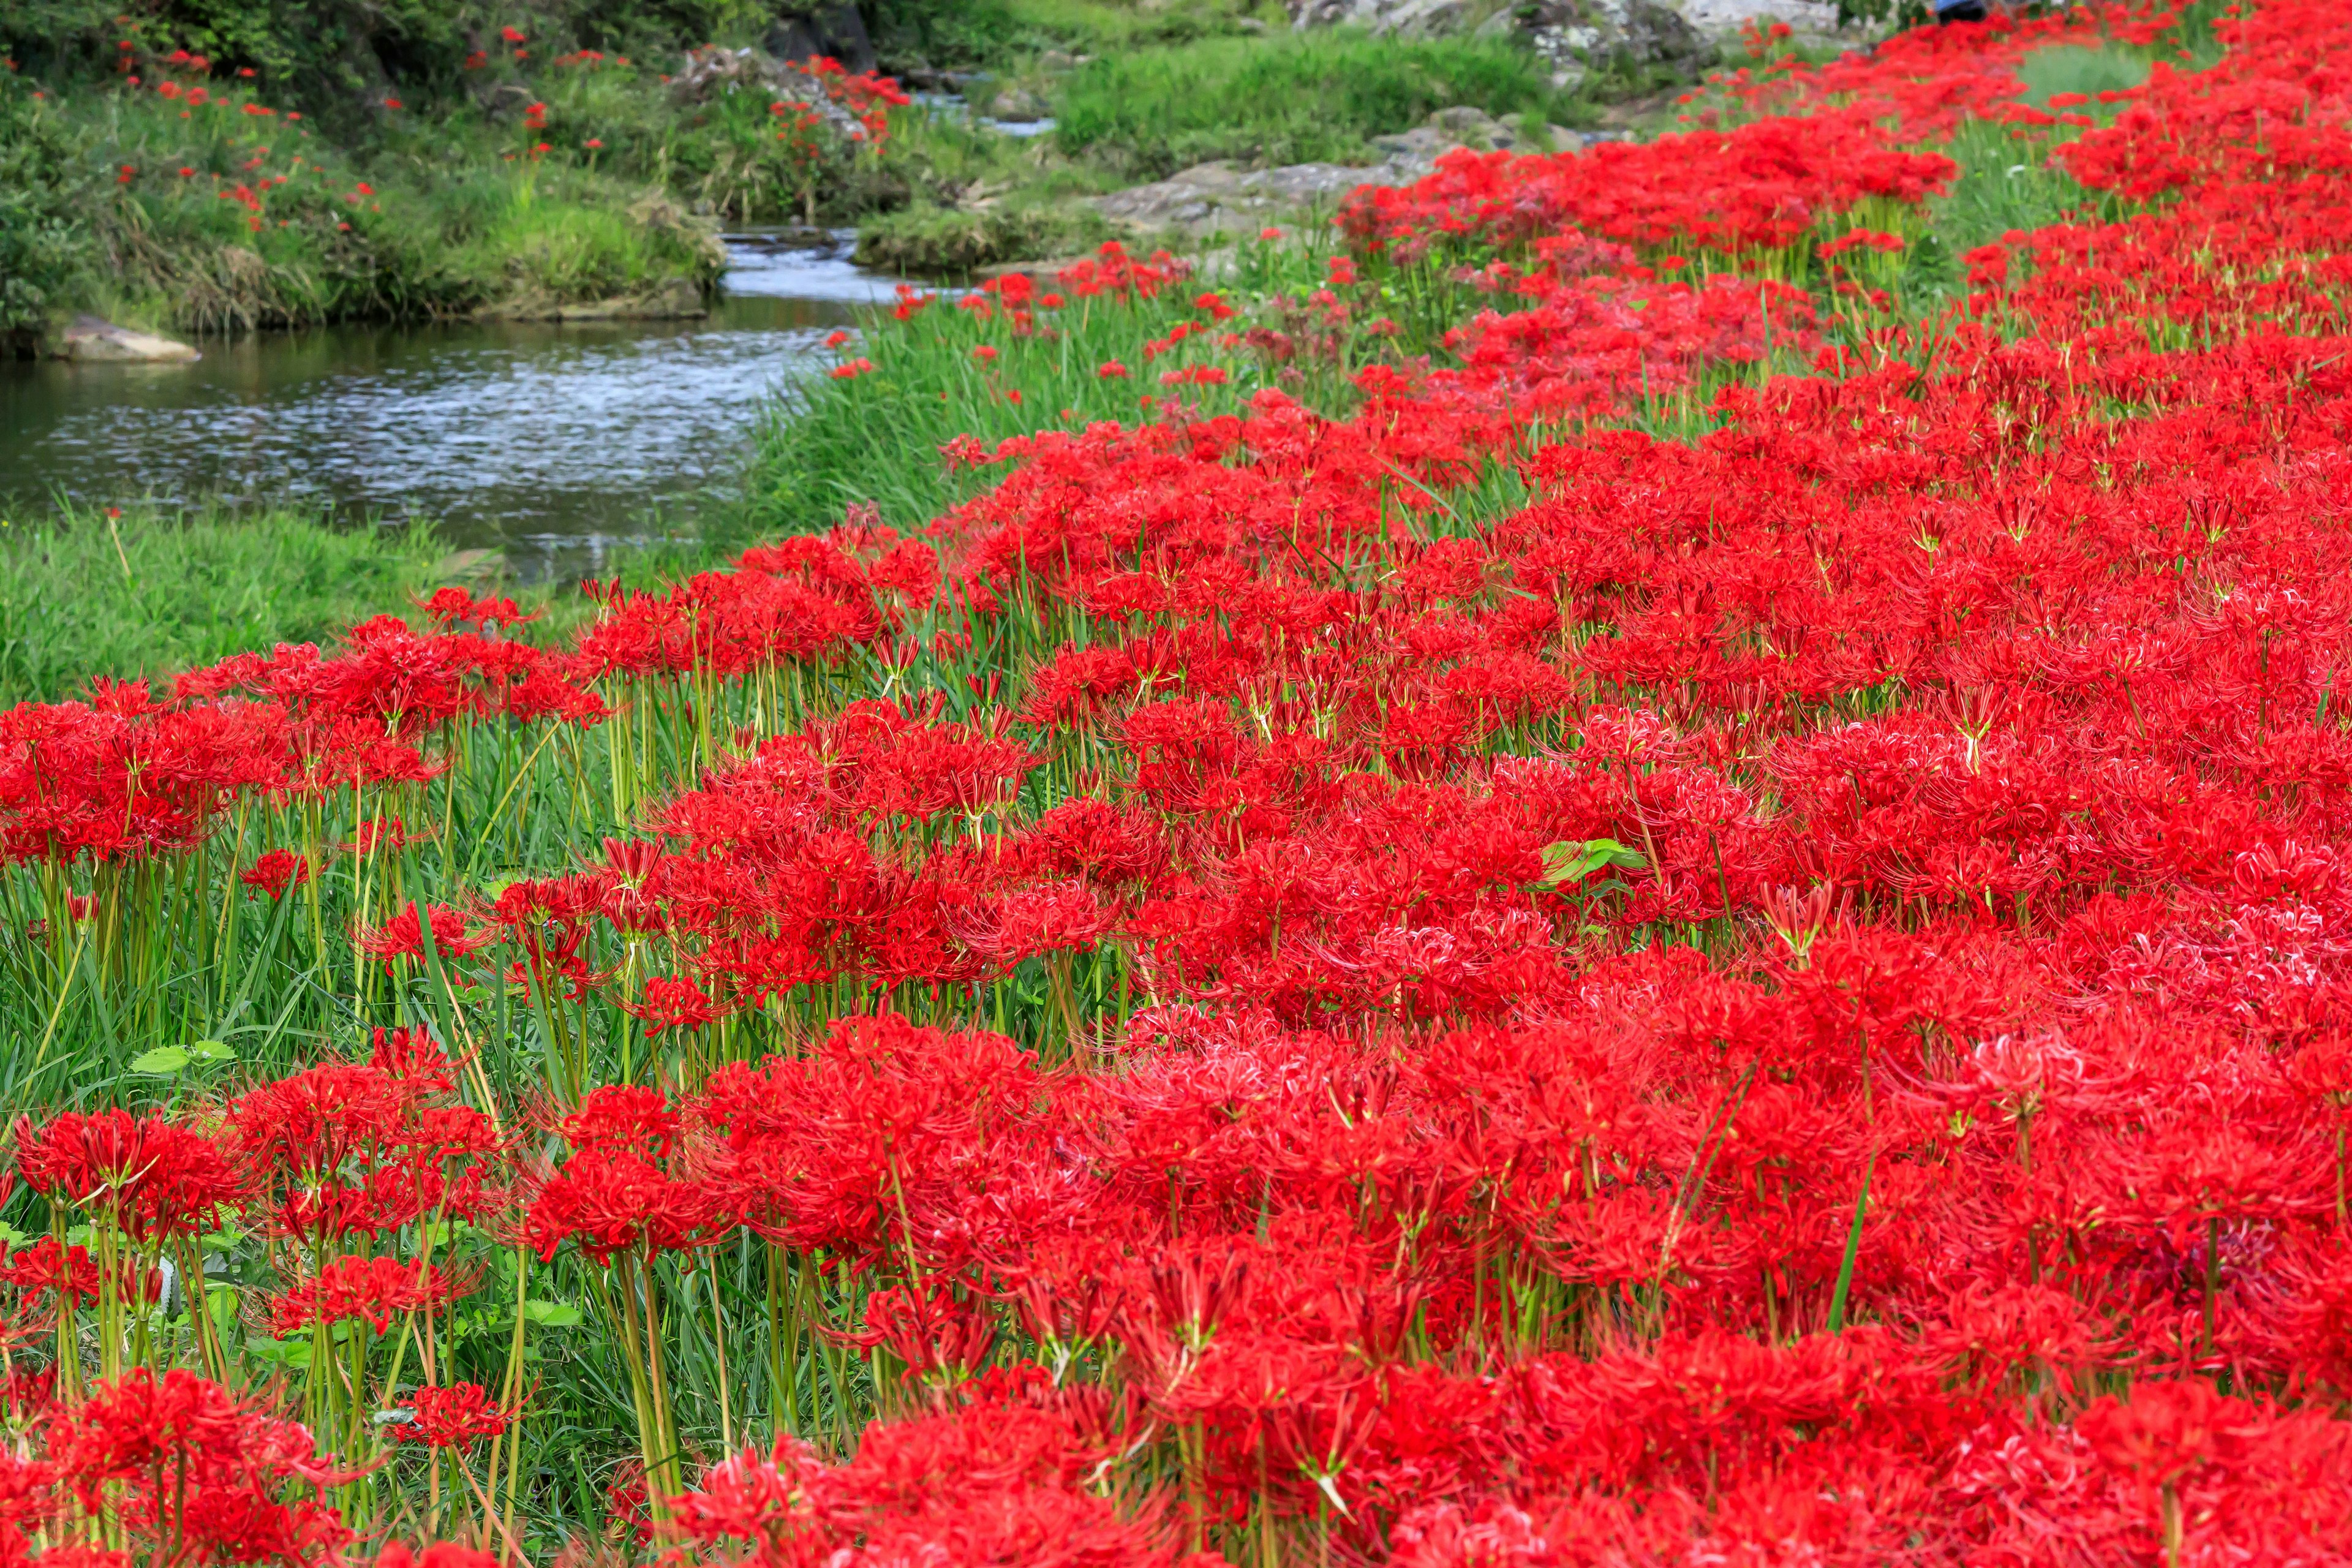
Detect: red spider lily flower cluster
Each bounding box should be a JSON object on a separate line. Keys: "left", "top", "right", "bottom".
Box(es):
{"left": 396, "top": 1382, "right": 515, "bottom": 1447}
{"left": 0, "top": 1370, "right": 358, "bottom": 1568}
{"left": 12, "top": 2, "right": 2352, "bottom": 1562}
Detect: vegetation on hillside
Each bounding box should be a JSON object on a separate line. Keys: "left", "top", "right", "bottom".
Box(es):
{"left": 2, "top": 0, "right": 1725, "bottom": 334}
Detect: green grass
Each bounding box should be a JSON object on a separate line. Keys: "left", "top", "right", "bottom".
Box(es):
{"left": 1050, "top": 28, "right": 1574, "bottom": 181}
{"left": 853, "top": 200, "right": 1117, "bottom": 276}
{"left": 0, "top": 505, "right": 443, "bottom": 705}
{"left": 726, "top": 231, "right": 1362, "bottom": 551}
{"left": 2015, "top": 42, "right": 2154, "bottom": 108}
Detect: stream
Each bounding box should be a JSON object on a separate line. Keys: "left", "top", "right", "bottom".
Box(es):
{"left": 0, "top": 232, "right": 912, "bottom": 581}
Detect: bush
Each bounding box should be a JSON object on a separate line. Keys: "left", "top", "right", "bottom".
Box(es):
{"left": 0, "top": 78, "right": 97, "bottom": 336}
{"left": 852, "top": 200, "right": 1109, "bottom": 276}
{"left": 0, "top": 1, "right": 775, "bottom": 138}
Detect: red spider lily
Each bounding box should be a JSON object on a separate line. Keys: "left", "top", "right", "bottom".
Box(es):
{"left": 0, "top": 1236, "right": 105, "bottom": 1305}
{"left": 240, "top": 848, "right": 311, "bottom": 899}
{"left": 43, "top": 1369, "right": 360, "bottom": 1564}
{"left": 267, "top": 1254, "right": 481, "bottom": 1336}
{"left": 15, "top": 1112, "right": 240, "bottom": 1242}
{"left": 375, "top": 1545, "right": 499, "bottom": 1568}
{"left": 522, "top": 1146, "right": 718, "bottom": 1265}
{"left": 394, "top": 1383, "right": 514, "bottom": 1447}
{"left": 354, "top": 902, "right": 493, "bottom": 968}
{"left": 623, "top": 974, "right": 723, "bottom": 1032}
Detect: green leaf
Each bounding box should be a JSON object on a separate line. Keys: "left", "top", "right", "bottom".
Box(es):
{"left": 188, "top": 1038, "right": 236, "bottom": 1061}
{"left": 1826, "top": 1150, "right": 1875, "bottom": 1334}
{"left": 130, "top": 1046, "right": 189, "bottom": 1077}
{"left": 522, "top": 1300, "right": 583, "bottom": 1327}
{"left": 1536, "top": 838, "right": 1648, "bottom": 888}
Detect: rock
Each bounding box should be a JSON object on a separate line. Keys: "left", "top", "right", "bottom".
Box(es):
{"left": 1091, "top": 107, "right": 1584, "bottom": 243}
{"left": 764, "top": 1, "right": 876, "bottom": 73}
{"left": 1288, "top": 0, "right": 1479, "bottom": 33}
{"left": 53, "top": 315, "right": 200, "bottom": 364}
{"left": 575, "top": 277, "right": 709, "bottom": 320}
{"left": 477, "top": 276, "right": 707, "bottom": 323}
{"left": 1291, "top": 0, "right": 1755, "bottom": 67}
{"left": 1509, "top": 0, "right": 1714, "bottom": 74}
{"left": 669, "top": 45, "right": 758, "bottom": 103}
{"left": 986, "top": 85, "right": 1050, "bottom": 123}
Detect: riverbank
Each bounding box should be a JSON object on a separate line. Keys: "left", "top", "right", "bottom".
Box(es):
{"left": 0, "top": 231, "right": 905, "bottom": 589}
{"left": 2, "top": 0, "right": 1765, "bottom": 348}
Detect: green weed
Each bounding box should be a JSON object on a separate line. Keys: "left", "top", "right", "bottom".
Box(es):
{"left": 0, "top": 504, "right": 450, "bottom": 705}
{"left": 2015, "top": 42, "right": 2153, "bottom": 107}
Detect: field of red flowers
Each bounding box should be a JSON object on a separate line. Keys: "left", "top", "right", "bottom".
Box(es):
{"left": 6, "top": 3, "right": 2352, "bottom": 1564}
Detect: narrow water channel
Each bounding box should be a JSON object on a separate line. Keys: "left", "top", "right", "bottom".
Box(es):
{"left": 0, "top": 233, "right": 911, "bottom": 581}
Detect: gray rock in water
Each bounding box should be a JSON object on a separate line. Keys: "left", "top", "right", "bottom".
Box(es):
{"left": 1290, "top": 0, "right": 1716, "bottom": 70}
{"left": 55, "top": 315, "right": 200, "bottom": 364}
{"left": 1092, "top": 107, "right": 1585, "bottom": 242}
{"left": 477, "top": 276, "right": 707, "bottom": 323}
{"left": 1289, "top": 0, "right": 1480, "bottom": 32}
{"left": 985, "top": 85, "right": 1050, "bottom": 123}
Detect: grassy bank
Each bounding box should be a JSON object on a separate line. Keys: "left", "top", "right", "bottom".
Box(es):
{"left": 742, "top": 36, "right": 2150, "bottom": 546}
{"left": 0, "top": 0, "right": 897, "bottom": 337}
{"left": 4, "top": 76, "right": 729, "bottom": 335}
{"left": 0, "top": 503, "right": 598, "bottom": 705}
{"left": 4, "top": 0, "right": 1718, "bottom": 333}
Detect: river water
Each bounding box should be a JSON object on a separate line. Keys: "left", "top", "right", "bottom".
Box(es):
{"left": 0, "top": 233, "right": 911, "bottom": 581}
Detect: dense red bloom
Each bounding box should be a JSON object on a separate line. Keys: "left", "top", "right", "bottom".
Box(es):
{"left": 268, "top": 1254, "right": 478, "bottom": 1335}
{"left": 9, "top": 4, "right": 2352, "bottom": 1559}
{"left": 46, "top": 1370, "right": 355, "bottom": 1564}
{"left": 241, "top": 848, "right": 311, "bottom": 899}
{"left": 0, "top": 1236, "right": 104, "bottom": 1305}
{"left": 526, "top": 1088, "right": 718, "bottom": 1264}
{"left": 395, "top": 1383, "right": 513, "bottom": 1447}
{"left": 15, "top": 1111, "right": 240, "bottom": 1241}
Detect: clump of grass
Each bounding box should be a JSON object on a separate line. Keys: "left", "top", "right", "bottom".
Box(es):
{"left": 467, "top": 186, "right": 724, "bottom": 301}
{"left": 0, "top": 504, "right": 442, "bottom": 704}
{"left": 854, "top": 201, "right": 1113, "bottom": 277}
{"left": 0, "top": 74, "right": 96, "bottom": 337}
{"left": 1050, "top": 29, "right": 1574, "bottom": 180}
{"left": 2015, "top": 42, "right": 2152, "bottom": 108}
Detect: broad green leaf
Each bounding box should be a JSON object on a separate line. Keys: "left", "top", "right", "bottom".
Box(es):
{"left": 522, "top": 1300, "right": 584, "bottom": 1328}
{"left": 188, "top": 1038, "right": 236, "bottom": 1061}
{"left": 130, "top": 1046, "right": 189, "bottom": 1077}
{"left": 1536, "top": 838, "right": 1648, "bottom": 888}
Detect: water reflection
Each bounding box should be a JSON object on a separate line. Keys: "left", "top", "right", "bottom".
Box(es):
{"left": 0, "top": 233, "right": 912, "bottom": 581}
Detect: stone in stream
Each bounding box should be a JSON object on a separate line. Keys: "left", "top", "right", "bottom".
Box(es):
{"left": 52, "top": 315, "right": 201, "bottom": 364}
{"left": 476, "top": 276, "right": 709, "bottom": 323}
{"left": 1287, "top": 0, "right": 1843, "bottom": 83}
{"left": 1090, "top": 107, "right": 1581, "bottom": 244}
